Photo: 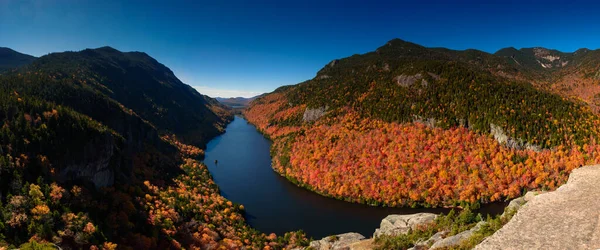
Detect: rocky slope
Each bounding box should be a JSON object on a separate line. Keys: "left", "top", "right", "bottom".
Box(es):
{"left": 305, "top": 165, "right": 600, "bottom": 249}
{"left": 475, "top": 165, "right": 600, "bottom": 249}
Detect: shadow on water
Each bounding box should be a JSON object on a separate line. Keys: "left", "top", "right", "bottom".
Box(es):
{"left": 203, "top": 116, "right": 507, "bottom": 239}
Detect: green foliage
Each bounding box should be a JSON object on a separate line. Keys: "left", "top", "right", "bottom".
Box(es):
{"left": 281, "top": 40, "right": 598, "bottom": 148}
{"left": 25, "top": 47, "right": 232, "bottom": 146}
{"left": 0, "top": 46, "right": 234, "bottom": 249}
{"left": 449, "top": 209, "right": 518, "bottom": 250}
{"left": 19, "top": 240, "right": 57, "bottom": 250}
{"left": 374, "top": 226, "right": 438, "bottom": 250}
{"left": 374, "top": 205, "right": 518, "bottom": 250}
{"left": 435, "top": 205, "right": 480, "bottom": 236}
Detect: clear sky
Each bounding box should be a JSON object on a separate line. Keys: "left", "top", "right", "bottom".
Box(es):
{"left": 1, "top": 0, "right": 599, "bottom": 97}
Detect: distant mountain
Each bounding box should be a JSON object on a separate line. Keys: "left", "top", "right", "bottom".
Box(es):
{"left": 216, "top": 96, "right": 258, "bottom": 107}
{"left": 0, "top": 47, "right": 36, "bottom": 73}
{"left": 493, "top": 46, "right": 600, "bottom": 111}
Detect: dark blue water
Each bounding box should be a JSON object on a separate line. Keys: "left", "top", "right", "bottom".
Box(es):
{"left": 204, "top": 116, "right": 506, "bottom": 239}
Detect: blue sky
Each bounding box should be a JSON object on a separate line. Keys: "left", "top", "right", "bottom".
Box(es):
{"left": 1, "top": 0, "right": 599, "bottom": 97}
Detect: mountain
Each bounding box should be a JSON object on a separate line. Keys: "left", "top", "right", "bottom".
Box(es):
{"left": 216, "top": 96, "right": 258, "bottom": 107}
{"left": 24, "top": 46, "right": 232, "bottom": 146}
{"left": 0, "top": 47, "right": 36, "bottom": 73}
{"left": 494, "top": 46, "right": 571, "bottom": 70}
{"left": 245, "top": 39, "right": 600, "bottom": 209}
{"left": 494, "top": 46, "right": 600, "bottom": 112}
{"left": 0, "top": 47, "right": 310, "bottom": 249}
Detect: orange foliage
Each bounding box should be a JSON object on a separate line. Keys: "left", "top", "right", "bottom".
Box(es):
{"left": 141, "top": 158, "right": 308, "bottom": 249}
{"left": 262, "top": 111, "right": 600, "bottom": 207}
{"left": 244, "top": 93, "right": 304, "bottom": 139}
{"left": 161, "top": 134, "right": 205, "bottom": 158}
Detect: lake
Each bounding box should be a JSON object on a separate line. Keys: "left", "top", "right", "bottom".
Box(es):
{"left": 203, "top": 116, "right": 506, "bottom": 239}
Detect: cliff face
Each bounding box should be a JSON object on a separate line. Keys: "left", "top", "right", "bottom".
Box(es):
{"left": 58, "top": 132, "right": 121, "bottom": 188}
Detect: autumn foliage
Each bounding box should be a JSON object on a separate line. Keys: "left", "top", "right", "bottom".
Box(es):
{"left": 141, "top": 158, "right": 309, "bottom": 249}
{"left": 246, "top": 96, "right": 600, "bottom": 208}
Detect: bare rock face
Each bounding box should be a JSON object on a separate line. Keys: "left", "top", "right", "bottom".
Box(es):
{"left": 475, "top": 165, "right": 600, "bottom": 250}
{"left": 427, "top": 72, "right": 441, "bottom": 80}
{"left": 490, "top": 123, "right": 541, "bottom": 151}
{"left": 383, "top": 63, "right": 390, "bottom": 71}
{"left": 394, "top": 74, "right": 423, "bottom": 87}
{"left": 373, "top": 213, "right": 438, "bottom": 238}
{"left": 309, "top": 233, "right": 366, "bottom": 250}
{"left": 413, "top": 115, "right": 437, "bottom": 128}
{"left": 303, "top": 106, "right": 328, "bottom": 122}
{"left": 329, "top": 59, "right": 339, "bottom": 67}
{"left": 57, "top": 133, "right": 119, "bottom": 188}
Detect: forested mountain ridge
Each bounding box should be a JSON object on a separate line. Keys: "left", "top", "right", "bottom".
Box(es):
{"left": 245, "top": 39, "right": 600, "bottom": 208}
{"left": 24, "top": 46, "right": 232, "bottom": 146}
{"left": 0, "top": 47, "right": 36, "bottom": 73}
{"left": 0, "top": 46, "right": 234, "bottom": 188}
{"left": 0, "top": 47, "right": 310, "bottom": 249}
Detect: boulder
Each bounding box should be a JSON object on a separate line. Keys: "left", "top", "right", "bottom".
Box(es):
{"left": 373, "top": 213, "right": 438, "bottom": 238}
{"left": 409, "top": 231, "right": 447, "bottom": 250}
{"left": 430, "top": 221, "right": 487, "bottom": 249}
{"left": 347, "top": 238, "right": 375, "bottom": 250}
{"left": 309, "top": 232, "right": 365, "bottom": 250}
{"left": 504, "top": 196, "right": 526, "bottom": 213}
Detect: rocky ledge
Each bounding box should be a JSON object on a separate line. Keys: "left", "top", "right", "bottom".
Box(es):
{"left": 474, "top": 165, "right": 600, "bottom": 250}
{"left": 303, "top": 165, "right": 600, "bottom": 250}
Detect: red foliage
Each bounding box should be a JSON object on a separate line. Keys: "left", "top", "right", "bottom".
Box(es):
{"left": 255, "top": 108, "right": 600, "bottom": 207}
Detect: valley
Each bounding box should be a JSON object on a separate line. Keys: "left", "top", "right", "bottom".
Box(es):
{"left": 201, "top": 116, "right": 507, "bottom": 239}
{"left": 2, "top": 39, "right": 600, "bottom": 249}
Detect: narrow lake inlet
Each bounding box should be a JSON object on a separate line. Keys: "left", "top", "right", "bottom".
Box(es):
{"left": 203, "top": 116, "right": 506, "bottom": 239}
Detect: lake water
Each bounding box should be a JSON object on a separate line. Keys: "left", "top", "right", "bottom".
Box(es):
{"left": 203, "top": 116, "right": 506, "bottom": 239}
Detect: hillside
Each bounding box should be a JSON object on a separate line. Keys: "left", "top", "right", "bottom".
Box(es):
{"left": 0, "top": 47, "right": 36, "bottom": 73}
{"left": 245, "top": 39, "right": 600, "bottom": 208}
{"left": 23, "top": 47, "right": 231, "bottom": 146}
{"left": 0, "top": 48, "right": 309, "bottom": 249}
